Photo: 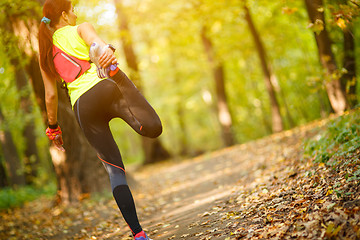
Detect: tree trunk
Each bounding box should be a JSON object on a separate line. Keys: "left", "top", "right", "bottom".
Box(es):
{"left": 342, "top": 25, "right": 357, "bottom": 108}
{"left": 173, "top": 69, "right": 188, "bottom": 156}
{"left": 11, "top": 58, "right": 40, "bottom": 184}
{"left": 243, "top": 2, "right": 284, "bottom": 133}
{"left": 304, "top": 0, "right": 347, "bottom": 113}
{"left": 0, "top": 157, "right": 9, "bottom": 188}
{"left": 201, "top": 26, "right": 236, "bottom": 147}
{"left": 176, "top": 99, "right": 188, "bottom": 156}
{"left": 7, "top": 6, "right": 109, "bottom": 204}
{"left": 114, "top": 0, "right": 171, "bottom": 164}
{"left": 171, "top": 61, "right": 188, "bottom": 156}
{"left": 169, "top": 47, "right": 189, "bottom": 156}
{"left": 48, "top": 86, "right": 108, "bottom": 204}
{"left": 0, "top": 107, "right": 26, "bottom": 186}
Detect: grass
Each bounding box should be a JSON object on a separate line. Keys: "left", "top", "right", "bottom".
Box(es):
{"left": 0, "top": 182, "right": 56, "bottom": 210}
{"left": 304, "top": 109, "right": 360, "bottom": 164}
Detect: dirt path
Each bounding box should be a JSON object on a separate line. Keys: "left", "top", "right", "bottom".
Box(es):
{"left": 2, "top": 118, "right": 359, "bottom": 240}
{"left": 120, "top": 123, "right": 318, "bottom": 240}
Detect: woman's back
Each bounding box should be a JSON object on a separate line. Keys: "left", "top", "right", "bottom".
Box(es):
{"left": 53, "top": 25, "right": 103, "bottom": 107}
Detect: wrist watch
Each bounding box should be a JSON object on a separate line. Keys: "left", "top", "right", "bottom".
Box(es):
{"left": 106, "top": 44, "right": 116, "bottom": 52}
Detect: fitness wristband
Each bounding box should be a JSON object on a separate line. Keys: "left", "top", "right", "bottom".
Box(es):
{"left": 48, "top": 122, "right": 59, "bottom": 129}
{"left": 46, "top": 125, "right": 62, "bottom": 141}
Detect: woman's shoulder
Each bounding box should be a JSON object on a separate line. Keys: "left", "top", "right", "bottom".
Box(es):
{"left": 78, "top": 22, "right": 92, "bottom": 28}
{"left": 77, "top": 22, "right": 94, "bottom": 32}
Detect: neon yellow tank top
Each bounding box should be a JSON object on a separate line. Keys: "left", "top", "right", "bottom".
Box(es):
{"left": 53, "top": 25, "right": 104, "bottom": 107}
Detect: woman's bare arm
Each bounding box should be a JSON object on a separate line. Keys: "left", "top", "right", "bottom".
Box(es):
{"left": 40, "top": 67, "right": 65, "bottom": 152}
{"left": 77, "top": 22, "right": 117, "bottom": 68}
{"left": 41, "top": 67, "right": 58, "bottom": 125}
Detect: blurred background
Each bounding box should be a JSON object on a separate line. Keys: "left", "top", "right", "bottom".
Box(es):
{"left": 0, "top": 0, "right": 359, "bottom": 206}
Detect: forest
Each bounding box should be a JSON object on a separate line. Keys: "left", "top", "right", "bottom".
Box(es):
{"left": 0, "top": 0, "right": 359, "bottom": 238}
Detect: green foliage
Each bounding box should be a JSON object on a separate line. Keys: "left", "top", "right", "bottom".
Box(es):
{"left": 0, "top": 0, "right": 41, "bottom": 64}
{"left": 0, "top": 0, "right": 40, "bottom": 22}
{"left": 0, "top": 183, "right": 56, "bottom": 210}
{"left": 110, "top": 0, "right": 328, "bottom": 147}
{"left": 0, "top": 0, "right": 359, "bottom": 205}
{"left": 304, "top": 110, "right": 360, "bottom": 163}
{"left": 35, "top": 0, "right": 360, "bottom": 159}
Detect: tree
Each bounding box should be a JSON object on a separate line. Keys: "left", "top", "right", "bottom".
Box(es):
{"left": 11, "top": 53, "right": 40, "bottom": 184}
{"left": 2, "top": 0, "right": 109, "bottom": 204}
{"left": 170, "top": 50, "right": 189, "bottom": 156}
{"left": 201, "top": 26, "right": 236, "bottom": 146}
{"left": 329, "top": 0, "right": 358, "bottom": 108}
{"left": 342, "top": 25, "right": 357, "bottom": 107}
{"left": 304, "top": 0, "right": 348, "bottom": 113}
{"left": 0, "top": 157, "right": 8, "bottom": 187}
{"left": 0, "top": 107, "right": 25, "bottom": 186}
{"left": 242, "top": 1, "right": 284, "bottom": 133}
{"left": 0, "top": 4, "right": 41, "bottom": 185}
{"left": 114, "top": 0, "right": 171, "bottom": 164}
{"left": 14, "top": 64, "right": 40, "bottom": 184}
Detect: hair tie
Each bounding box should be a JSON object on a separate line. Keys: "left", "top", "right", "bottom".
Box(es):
{"left": 41, "top": 17, "right": 51, "bottom": 24}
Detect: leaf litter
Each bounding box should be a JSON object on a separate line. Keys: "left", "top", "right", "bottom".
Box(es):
{"left": 1, "top": 117, "right": 359, "bottom": 239}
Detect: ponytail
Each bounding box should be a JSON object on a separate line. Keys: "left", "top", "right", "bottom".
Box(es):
{"left": 38, "top": 0, "right": 71, "bottom": 80}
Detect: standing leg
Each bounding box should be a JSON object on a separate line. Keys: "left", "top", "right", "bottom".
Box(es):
{"left": 73, "top": 81, "right": 144, "bottom": 236}
{"left": 102, "top": 162, "right": 143, "bottom": 236}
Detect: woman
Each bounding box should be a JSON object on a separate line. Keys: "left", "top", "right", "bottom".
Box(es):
{"left": 38, "top": 0, "right": 162, "bottom": 239}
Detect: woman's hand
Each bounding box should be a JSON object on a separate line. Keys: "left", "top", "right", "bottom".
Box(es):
{"left": 53, "top": 135, "right": 65, "bottom": 152}
{"left": 98, "top": 47, "right": 117, "bottom": 68}
{"left": 46, "top": 125, "right": 65, "bottom": 152}
{"left": 77, "top": 22, "right": 117, "bottom": 68}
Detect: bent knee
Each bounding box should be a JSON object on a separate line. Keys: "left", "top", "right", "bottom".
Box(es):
{"left": 141, "top": 119, "right": 162, "bottom": 138}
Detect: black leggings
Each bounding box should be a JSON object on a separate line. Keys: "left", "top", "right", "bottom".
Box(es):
{"left": 73, "top": 70, "right": 162, "bottom": 235}
{"left": 74, "top": 70, "right": 162, "bottom": 170}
